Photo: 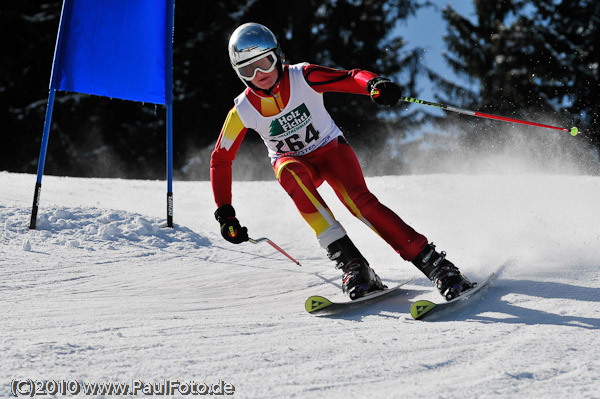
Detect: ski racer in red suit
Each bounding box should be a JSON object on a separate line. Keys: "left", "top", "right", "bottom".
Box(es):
{"left": 211, "top": 23, "right": 473, "bottom": 300}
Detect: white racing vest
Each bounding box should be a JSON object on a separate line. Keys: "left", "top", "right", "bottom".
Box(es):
{"left": 234, "top": 63, "right": 343, "bottom": 163}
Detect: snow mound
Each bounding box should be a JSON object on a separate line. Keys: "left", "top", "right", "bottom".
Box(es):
{"left": 1, "top": 205, "right": 210, "bottom": 251}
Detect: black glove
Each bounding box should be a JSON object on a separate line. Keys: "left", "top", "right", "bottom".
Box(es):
{"left": 367, "top": 77, "right": 402, "bottom": 106}
{"left": 214, "top": 204, "right": 249, "bottom": 244}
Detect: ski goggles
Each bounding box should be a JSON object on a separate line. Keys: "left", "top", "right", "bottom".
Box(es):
{"left": 235, "top": 51, "right": 277, "bottom": 81}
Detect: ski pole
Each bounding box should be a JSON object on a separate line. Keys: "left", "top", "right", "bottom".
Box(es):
{"left": 248, "top": 237, "right": 302, "bottom": 266}
{"left": 399, "top": 96, "right": 579, "bottom": 136}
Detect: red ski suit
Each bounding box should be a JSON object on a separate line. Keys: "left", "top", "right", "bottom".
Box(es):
{"left": 210, "top": 64, "right": 427, "bottom": 261}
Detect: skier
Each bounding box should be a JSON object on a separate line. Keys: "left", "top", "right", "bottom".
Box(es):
{"left": 211, "top": 23, "right": 474, "bottom": 301}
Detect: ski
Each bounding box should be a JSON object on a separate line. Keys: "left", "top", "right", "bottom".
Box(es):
{"left": 305, "top": 277, "right": 413, "bottom": 315}
{"left": 410, "top": 272, "right": 495, "bottom": 320}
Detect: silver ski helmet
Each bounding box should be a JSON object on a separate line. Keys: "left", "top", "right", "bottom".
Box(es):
{"left": 228, "top": 23, "right": 284, "bottom": 90}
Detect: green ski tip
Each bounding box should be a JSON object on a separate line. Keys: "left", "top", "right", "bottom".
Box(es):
{"left": 410, "top": 300, "right": 436, "bottom": 319}
{"left": 570, "top": 126, "right": 578, "bottom": 136}
{"left": 305, "top": 296, "right": 333, "bottom": 313}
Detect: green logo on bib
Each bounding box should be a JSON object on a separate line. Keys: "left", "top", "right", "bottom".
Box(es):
{"left": 269, "top": 103, "right": 311, "bottom": 136}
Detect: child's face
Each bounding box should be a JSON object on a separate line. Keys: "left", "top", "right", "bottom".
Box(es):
{"left": 251, "top": 68, "right": 279, "bottom": 90}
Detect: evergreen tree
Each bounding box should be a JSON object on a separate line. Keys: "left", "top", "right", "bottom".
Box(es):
{"left": 525, "top": 0, "right": 600, "bottom": 145}
{"left": 430, "top": 0, "right": 599, "bottom": 154}
{"left": 430, "top": 1, "right": 534, "bottom": 148}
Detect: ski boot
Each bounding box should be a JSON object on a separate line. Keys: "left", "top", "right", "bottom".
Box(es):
{"left": 327, "top": 236, "right": 385, "bottom": 300}
{"left": 412, "top": 243, "right": 474, "bottom": 301}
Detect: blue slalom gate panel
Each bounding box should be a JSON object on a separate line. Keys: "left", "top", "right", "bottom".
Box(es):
{"left": 51, "top": 0, "right": 171, "bottom": 104}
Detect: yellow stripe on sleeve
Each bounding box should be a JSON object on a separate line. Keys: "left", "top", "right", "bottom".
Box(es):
{"left": 219, "top": 108, "right": 246, "bottom": 151}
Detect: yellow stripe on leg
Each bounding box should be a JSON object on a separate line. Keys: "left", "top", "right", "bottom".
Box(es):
{"left": 334, "top": 183, "right": 383, "bottom": 237}
{"left": 284, "top": 167, "right": 337, "bottom": 235}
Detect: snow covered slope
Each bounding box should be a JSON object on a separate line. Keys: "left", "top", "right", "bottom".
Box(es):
{"left": 2, "top": 171, "right": 599, "bottom": 398}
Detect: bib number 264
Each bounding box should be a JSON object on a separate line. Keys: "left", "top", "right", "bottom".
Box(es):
{"left": 271, "top": 123, "right": 320, "bottom": 153}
